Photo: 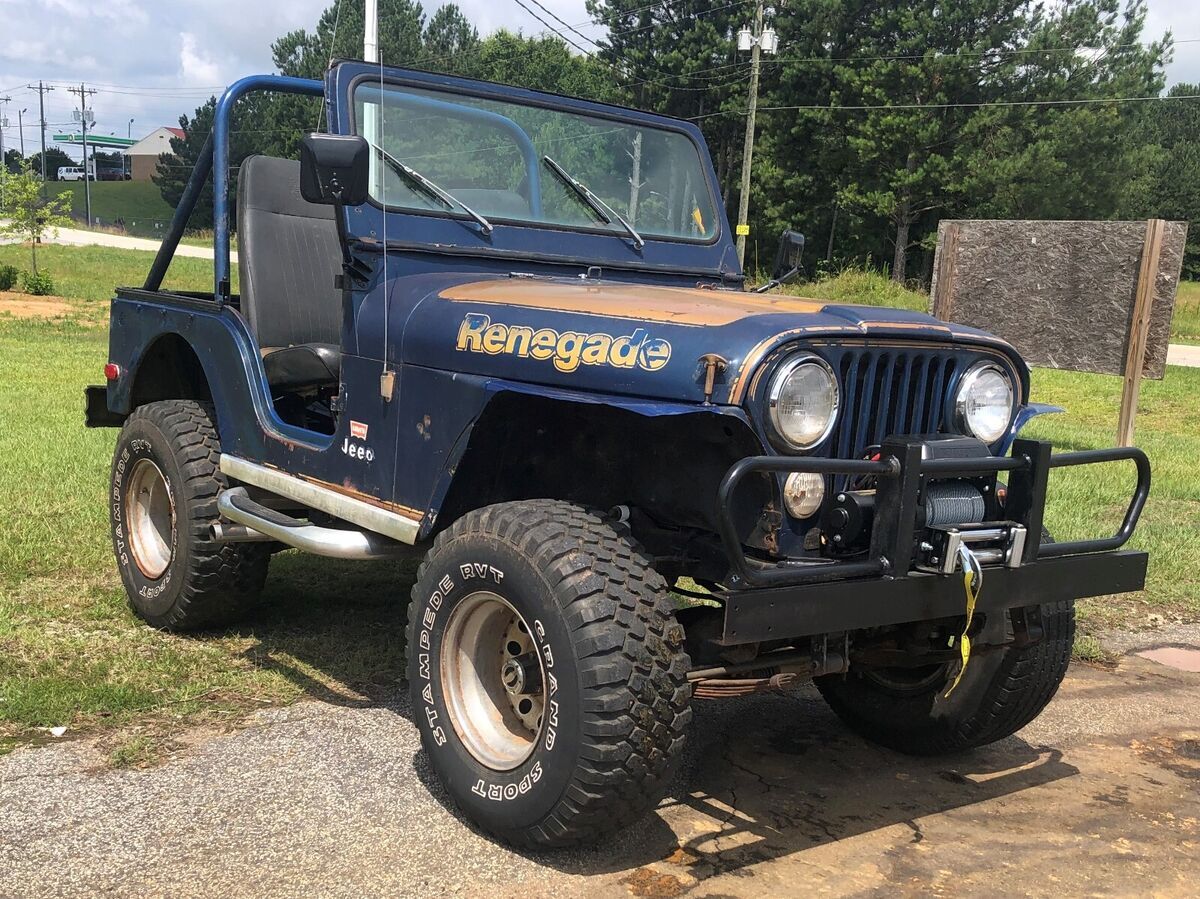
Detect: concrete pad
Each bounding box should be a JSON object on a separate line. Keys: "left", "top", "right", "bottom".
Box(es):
{"left": 1, "top": 650, "right": 1197, "bottom": 897}
{"left": 1167, "top": 344, "right": 1200, "bottom": 368}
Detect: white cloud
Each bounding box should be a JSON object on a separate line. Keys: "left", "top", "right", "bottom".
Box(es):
{"left": 179, "top": 32, "right": 223, "bottom": 85}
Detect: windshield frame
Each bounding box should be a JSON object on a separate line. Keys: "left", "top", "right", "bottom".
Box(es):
{"left": 345, "top": 70, "right": 725, "bottom": 248}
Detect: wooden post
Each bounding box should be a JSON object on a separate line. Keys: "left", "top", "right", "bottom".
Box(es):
{"left": 1117, "top": 218, "right": 1166, "bottom": 447}
{"left": 931, "top": 221, "right": 960, "bottom": 321}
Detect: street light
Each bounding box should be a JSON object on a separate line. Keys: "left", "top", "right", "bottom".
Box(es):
{"left": 19, "top": 108, "right": 28, "bottom": 157}
{"left": 128, "top": 118, "right": 134, "bottom": 139}
{"left": 734, "top": 2, "right": 780, "bottom": 269}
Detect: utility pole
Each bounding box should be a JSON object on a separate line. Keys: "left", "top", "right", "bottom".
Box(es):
{"left": 0, "top": 95, "right": 10, "bottom": 205}
{"left": 27, "top": 82, "right": 53, "bottom": 186}
{"left": 734, "top": 1, "right": 778, "bottom": 270}
{"left": 68, "top": 84, "right": 97, "bottom": 227}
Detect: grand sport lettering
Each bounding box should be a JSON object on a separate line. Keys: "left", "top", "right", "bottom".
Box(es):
{"left": 455, "top": 312, "right": 672, "bottom": 373}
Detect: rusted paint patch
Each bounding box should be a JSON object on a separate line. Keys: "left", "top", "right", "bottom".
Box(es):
{"left": 441, "top": 278, "right": 827, "bottom": 326}
{"left": 291, "top": 470, "right": 425, "bottom": 521}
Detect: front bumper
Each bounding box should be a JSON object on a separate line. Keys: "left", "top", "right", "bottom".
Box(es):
{"left": 716, "top": 437, "right": 1151, "bottom": 645}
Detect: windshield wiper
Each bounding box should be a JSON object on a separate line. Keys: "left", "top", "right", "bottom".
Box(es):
{"left": 368, "top": 141, "right": 493, "bottom": 235}
{"left": 542, "top": 155, "right": 645, "bottom": 250}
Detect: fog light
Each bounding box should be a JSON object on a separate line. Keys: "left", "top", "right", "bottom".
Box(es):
{"left": 784, "top": 471, "right": 825, "bottom": 519}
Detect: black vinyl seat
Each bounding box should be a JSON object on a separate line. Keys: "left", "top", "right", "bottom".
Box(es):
{"left": 237, "top": 155, "right": 344, "bottom": 392}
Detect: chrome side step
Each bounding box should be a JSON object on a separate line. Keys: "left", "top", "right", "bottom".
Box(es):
{"left": 219, "top": 454, "right": 421, "bottom": 544}
{"left": 216, "top": 487, "right": 406, "bottom": 560}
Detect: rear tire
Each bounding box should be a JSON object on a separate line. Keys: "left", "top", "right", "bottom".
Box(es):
{"left": 816, "top": 599, "right": 1075, "bottom": 755}
{"left": 406, "top": 500, "right": 691, "bottom": 847}
{"left": 110, "top": 400, "right": 269, "bottom": 631}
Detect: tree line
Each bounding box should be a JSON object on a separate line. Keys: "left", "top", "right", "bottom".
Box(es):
{"left": 154, "top": 0, "right": 1198, "bottom": 282}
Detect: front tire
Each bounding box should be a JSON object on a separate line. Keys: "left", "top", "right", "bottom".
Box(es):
{"left": 406, "top": 500, "right": 691, "bottom": 848}
{"left": 110, "top": 400, "right": 269, "bottom": 631}
{"left": 816, "top": 599, "right": 1075, "bottom": 755}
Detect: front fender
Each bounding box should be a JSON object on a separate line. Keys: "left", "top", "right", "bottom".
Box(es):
{"left": 401, "top": 367, "right": 761, "bottom": 540}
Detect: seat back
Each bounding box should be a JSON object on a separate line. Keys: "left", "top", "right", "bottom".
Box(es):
{"left": 237, "top": 155, "right": 343, "bottom": 348}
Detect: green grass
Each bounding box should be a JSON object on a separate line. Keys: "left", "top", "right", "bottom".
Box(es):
{"left": 0, "top": 244, "right": 229, "bottom": 324}
{"left": 0, "top": 250, "right": 1196, "bottom": 758}
{"left": 791, "top": 268, "right": 1200, "bottom": 345}
{"left": 787, "top": 268, "right": 926, "bottom": 312}
{"left": 0, "top": 318, "right": 413, "bottom": 758}
{"left": 55, "top": 181, "right": 176, "bottom": 234}
{"left": 1022, "top": 365, "right": 1200, "bottom": 625}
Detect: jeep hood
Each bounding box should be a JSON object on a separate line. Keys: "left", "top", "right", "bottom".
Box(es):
{"left": 401, "top": 276, "right": 1021, "bottom": 405}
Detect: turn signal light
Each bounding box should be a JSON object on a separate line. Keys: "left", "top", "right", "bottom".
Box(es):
{"left": 104, "top": 363, "right": 120, "bottom": 380}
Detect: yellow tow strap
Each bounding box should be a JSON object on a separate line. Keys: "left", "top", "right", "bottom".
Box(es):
{"left": 943, "top": 543, "right": 983, "bottom": 698}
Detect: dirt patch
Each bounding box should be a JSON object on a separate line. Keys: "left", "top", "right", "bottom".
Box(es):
{"left": 1131, "top": 734, "right": 1200, "bottom": 780}
{"left": 0, "top": 290, "right": 72, "bottom": 319}
{"left": 620, "top": 867, "right": 687, "bottom": 897}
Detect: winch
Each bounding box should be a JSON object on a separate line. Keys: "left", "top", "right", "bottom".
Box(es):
{"left": 821, "top": 436, "right": 1029, "bottom": 573}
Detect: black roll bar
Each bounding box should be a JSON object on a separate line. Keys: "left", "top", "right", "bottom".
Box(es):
{"left": 143, "top": 132, "right": 214, "bottom": 292}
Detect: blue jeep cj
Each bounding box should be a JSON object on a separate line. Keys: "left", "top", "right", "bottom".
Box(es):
{"left": 87, "top": 61, "right": 1151, "bottom": 847}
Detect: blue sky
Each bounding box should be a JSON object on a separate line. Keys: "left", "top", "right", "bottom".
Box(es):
{"left": 1, "top": 0, "right": 1197, "bottom": 158}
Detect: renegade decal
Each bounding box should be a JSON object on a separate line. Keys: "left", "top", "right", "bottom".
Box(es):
{"left": 455, "top": 312, "right": 671, "bottom": 373}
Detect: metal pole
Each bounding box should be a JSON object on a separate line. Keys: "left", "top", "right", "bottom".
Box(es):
{"left": 37, "top": 83, "right": 51, "bottom": 184}
{"left": 81, "top": 86, "right": 92, "bottom": 227}
{"left": 364, "top": 0, "right": 379, "bottom": 62}
{"left": 19, "top": 109, "right": 26, "bottom": 157}
{"left": 735, "top": 0, "right": 764, "bottom": 270}
{"left": 0, "top": 95, "right": 9, "bottom": 177}
{"left": 363, "top": 0, "right": 381, "bottom": 194}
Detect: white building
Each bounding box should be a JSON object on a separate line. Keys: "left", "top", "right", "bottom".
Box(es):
{"left": 126, "top": 126, "right": 186, "bottom": 182}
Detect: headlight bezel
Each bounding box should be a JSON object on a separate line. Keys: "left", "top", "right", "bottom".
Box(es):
{"left": 954, "top": 361, "right": 1015, "bottom": 444}
{"left": 766, "top": 354, "right": 840, "bottom": 452}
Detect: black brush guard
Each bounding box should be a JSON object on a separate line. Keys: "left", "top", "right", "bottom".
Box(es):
{"left": 715, "top": 437, "right": 1151, "bottom": 645}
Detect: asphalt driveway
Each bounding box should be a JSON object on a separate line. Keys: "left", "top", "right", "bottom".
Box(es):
{"left": 2, "top": 627, "right": 1198, "bottom": 898}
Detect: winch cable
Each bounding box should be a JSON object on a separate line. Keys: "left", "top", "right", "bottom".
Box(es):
{"left": 943, "top": 541, "right": 984, "bottom": 698}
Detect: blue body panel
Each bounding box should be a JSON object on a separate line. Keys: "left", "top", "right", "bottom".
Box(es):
{"left": 104, "top": 63, "right": 1041, "bottom": 541}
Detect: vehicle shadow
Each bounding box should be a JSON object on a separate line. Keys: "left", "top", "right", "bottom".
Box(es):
{"left": 228, "top": 552, "right": 1079, "bottom": 881}
{"left": 433, "top": 692, "right": 1080, "bottom": 879}
{"left": 224, "top": 552, "right": 419, "bottom": 707}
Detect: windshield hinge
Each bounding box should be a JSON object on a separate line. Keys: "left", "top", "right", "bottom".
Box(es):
{"left": 700, "top": 353, "right": 728, "bottom": 404}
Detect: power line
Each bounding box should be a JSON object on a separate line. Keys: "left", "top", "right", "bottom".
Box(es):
{"left": 687, "top": 91, "right": 1200, "bottom": 119}
{"left": 520, "top": 0, "right": 604, "bottom": 50}
{"left": 397, "top": 0, "right": 751, "bottom": 83}
{"left": 510, "top": 0, "right": 596, "bottom": 56}
{"left": 756, "top": 36, "right": 1198, "bottom": 68}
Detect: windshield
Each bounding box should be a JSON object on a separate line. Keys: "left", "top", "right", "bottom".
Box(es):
{"left": 353, "top": 81, "right": 719, "bottom": 242}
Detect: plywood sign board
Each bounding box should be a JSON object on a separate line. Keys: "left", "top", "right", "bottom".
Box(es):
{"left": 929, "top": 220, "right": 1187, "bottom": 380}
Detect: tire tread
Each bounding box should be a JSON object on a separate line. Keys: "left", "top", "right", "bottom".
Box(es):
{"left": 407, "top": 499, "right": 691, "bottom": 848}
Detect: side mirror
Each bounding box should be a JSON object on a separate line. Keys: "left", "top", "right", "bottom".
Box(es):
{"left": 771, "top": 229, "right": 805, "bottom": 284}
{"left": 299, "top": 133, "right": 369, "bottom": 206}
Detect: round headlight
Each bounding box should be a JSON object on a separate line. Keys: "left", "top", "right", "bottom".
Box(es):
{"left": 783, "top": 471, "right": 825, "bottom": 519}
{"left": 955, "top": 363, "right": 1014, "bottom": 443}
{"left": 768, "top": 356, "right": 839, "bottom": 450}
